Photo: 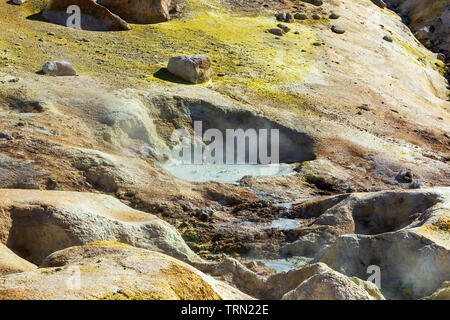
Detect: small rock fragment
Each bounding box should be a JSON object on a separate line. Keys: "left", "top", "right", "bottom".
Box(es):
{"left": 0, "top": 131, "right": 13, "bottom": 140}
{"left": 414, "top": 26, "right": 431, "bottom": 41}
{"left": 269, "top": 28, "right": 284, "bottom": 36}
{"left": 277, "top": 24, "right": 291, "bottom": 33}
{"left": 276, "top": 12, "right": 293, "bottom": 23}
{"left": 302, "top": 0, "right": 323, "bottom": 6}
{"left": 329, "top": 13, "right": 340, "bottom": 19}
{"left": 294, "top": 13, "right": 308, "bottom": 20}
{"left": 276, "top": 13, "right": 287, "bottom": 22}
{"left": 437, "top": 53, "right": 446, "bottom": 62}
{"left": 409, "top": 181, "right": 422, "bottom": 189}
{"left": 396, "top": 169, "right": 413, "bottom": 183}
{"left": 331, "top": 26, "right": 346, "bottom": 34}
{"left": 285, "top": 13, "right": 294, "bottom": 22}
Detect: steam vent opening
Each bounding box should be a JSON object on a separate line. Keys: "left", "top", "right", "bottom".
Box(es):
{"left": 160, "top": 103, "right": 316, "bottom": 183}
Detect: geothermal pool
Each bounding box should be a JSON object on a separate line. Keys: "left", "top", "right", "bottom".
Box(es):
{"left": 161, "top": 162, "right": 293, "bottom": 183}
{"left": 258, "top": 257, "right": 313, "bottom": 273}
{"left": 270, "top": 218, "right": 301, "bottom": 231}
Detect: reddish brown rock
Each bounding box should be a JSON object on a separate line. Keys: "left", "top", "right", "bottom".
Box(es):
{"left": 42, "top": 0, "right": 131, "bottom": 31}
{"left": 98, "top": 0, "right": 172, "bottom": 24}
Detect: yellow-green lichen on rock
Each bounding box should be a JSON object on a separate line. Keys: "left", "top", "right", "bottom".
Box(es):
{"left": 0, "top": 243, "right": 252, "bottom": 300}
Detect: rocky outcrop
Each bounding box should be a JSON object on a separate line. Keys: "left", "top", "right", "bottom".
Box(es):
{"left": 0, "top": 189, "right": 200, "bottom": 265}
{"left": 0, "top": 244, "right": 36, "bottom": 276}
{"left": 282, "top": 188, "right": 450, "bottom": 299}
{"left": 42, "top": 0, "right": 131, "bottom": 31}
{"left": 0, "top": 242, "right": 251, "bottom": 300}
{"left": 98, "top": 0, "right": 172, "bottom": 24}
{"left": 167, "top": 55, "right": 214, "bottom": 84}
{"left": 386, "top": 0, "right": 449, "bottom": 59}
{"left": 198, "top": 259, "right": 384, "bottom": 300}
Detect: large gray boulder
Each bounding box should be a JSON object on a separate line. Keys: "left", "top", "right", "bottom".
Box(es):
{"left": 42, "top": 61, "right": 77, "bottom": 76}
{"left": 0, "top": 189, "right": 200, "bottom": 264}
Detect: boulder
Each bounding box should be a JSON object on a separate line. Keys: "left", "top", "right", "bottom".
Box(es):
{"left": 98, "top": 0, "right": 171, "bottom": 24}
{"left": 42, "top": 0, "right": 130, "bottom": 31}
{"left": 0, "top": 244, "right": 36, "bottom": 276}
{"left": 0, "top": 189, "right": 200, "bottom": 265}
{"left": 282, "top": 188, "right": 450, "bottom": 299}
{"left": 42, "top": 61, "right": 77, "bottom": 76}
{"left": 0, "top": 242, "right": 252, "bottom": 300}
{"left": 294, "top": 13, "right": 308, "bottom": 20}
{"left": 167, "top": 55, "right": 214, "bottom": 84}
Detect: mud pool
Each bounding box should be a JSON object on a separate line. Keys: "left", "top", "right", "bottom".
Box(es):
{"left": 161, "top": 162, "right": 293, "bottom": 183}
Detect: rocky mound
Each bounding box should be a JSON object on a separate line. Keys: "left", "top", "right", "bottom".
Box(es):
{"left": 0, "top": 0, "right": 449, "bottom": 301}
{"left": 42, "top": 0, "right": 131, "bottom": 31}
{"left": 0, "top": 189, "right": 200, "bottom": 264}
{"left": 282, "top": 187, "right": 450, "bottom": 299}
{"left": 0, "top": 242, "right": 250, "bottom": 300}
